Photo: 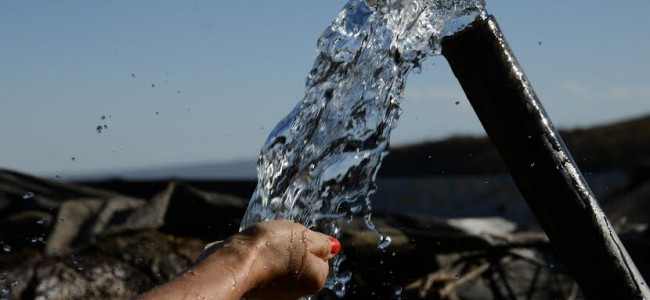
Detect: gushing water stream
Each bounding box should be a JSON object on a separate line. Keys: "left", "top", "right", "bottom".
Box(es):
{"left": 240, "top": 0, "right": 486, "bottom": 295}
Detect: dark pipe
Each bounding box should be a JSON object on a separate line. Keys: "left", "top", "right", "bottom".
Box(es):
{"left": 441, "top": 16, "right": 649, "bottom": 299}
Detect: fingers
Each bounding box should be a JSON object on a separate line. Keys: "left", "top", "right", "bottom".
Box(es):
{"left": 240, "top": 220, "right": 340, "bottom": 261}
{"left": 295, "top": 254, "right": 330, "bottom": 295}
{"left": 305, "top": 229, "right": 340, "bottom": 260}
{"left": 232, "top": 221, "right": 338, "bottom": 298}
{"left": 267, "top": 220, "right": 340, "bottom": 260}
{"left": 245, "top": 256, "right": 329, "bottom": 299}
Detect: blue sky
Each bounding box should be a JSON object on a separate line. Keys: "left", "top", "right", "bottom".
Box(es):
{"left": 1, "top": 1, "right": 649, "bottom": 177}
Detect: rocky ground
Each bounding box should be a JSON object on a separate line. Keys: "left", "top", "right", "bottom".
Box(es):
{"left": 1, "top": 169, "right": 648, "bottom": 299}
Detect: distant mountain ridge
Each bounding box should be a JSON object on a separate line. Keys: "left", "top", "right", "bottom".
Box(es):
{"left": 379, "top": 114, "right": 650, "bottom": 177}
{"left": 69, "top": 114, "right": 649, "bottom": 180}
{"left": 68, "top": 160, "right": 258, "bottom": 181}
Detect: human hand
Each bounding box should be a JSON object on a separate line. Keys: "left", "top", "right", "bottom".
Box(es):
{"left": 199, "top": 220, "right": 340, "bottom": 299}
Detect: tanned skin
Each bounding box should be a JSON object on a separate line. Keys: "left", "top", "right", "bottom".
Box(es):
{"left": 138, "top": 220, "right": 339, "bottom": 300}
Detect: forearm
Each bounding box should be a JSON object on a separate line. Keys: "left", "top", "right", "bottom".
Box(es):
{"left": 138, "top": 220, "right": 337, "bottom": 299}
{"left": 138, "top": 244, "right": 257, "bottom": 300}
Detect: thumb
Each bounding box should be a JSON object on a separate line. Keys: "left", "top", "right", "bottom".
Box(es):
{"left": 306, "top": 230, "right": 340, "bottom": 260}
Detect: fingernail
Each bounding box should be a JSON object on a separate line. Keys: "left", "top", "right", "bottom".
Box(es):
{"left": 328, "top": 237, "right": 341, "bottom": 255}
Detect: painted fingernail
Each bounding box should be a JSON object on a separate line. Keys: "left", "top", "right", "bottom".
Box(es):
{"left": 328, "top": 237, "right": 341, "bottom": 254}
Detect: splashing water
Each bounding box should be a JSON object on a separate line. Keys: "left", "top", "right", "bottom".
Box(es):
{"left": 240, "top": 0, "right": 486, "bottom": 295}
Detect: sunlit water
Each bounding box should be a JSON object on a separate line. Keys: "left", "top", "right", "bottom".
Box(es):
{"left": 240, "top": 0, "right": 486, "bottom": 295}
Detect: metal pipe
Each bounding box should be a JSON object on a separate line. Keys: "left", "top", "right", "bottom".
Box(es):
{"left": 440, "top": 16, "right": 649, "bottom": 299}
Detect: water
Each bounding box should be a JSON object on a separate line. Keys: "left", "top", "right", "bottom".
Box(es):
{"left": 240, "top": 0, "right": 486, "bottom": 295}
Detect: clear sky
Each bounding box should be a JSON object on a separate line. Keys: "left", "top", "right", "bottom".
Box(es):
{"left": 1, "top": 1, "right": 649, "bottom": 177}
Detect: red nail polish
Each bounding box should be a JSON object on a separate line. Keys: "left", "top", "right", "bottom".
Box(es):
{"left": 328, "top": 237, "right": 340, "bottom": 254}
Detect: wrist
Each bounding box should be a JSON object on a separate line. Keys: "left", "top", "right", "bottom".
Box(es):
{"left": 192, "top": 238, "right": 260, "bottom": 298}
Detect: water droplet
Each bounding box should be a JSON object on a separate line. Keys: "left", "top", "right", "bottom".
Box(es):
{"left": 393, "top": 286, "right": 402, "bottom": 296}
{"left": 530, "top": 162, "right": 535, "bottom": 167}
{"left": 3, "top": 245, "right": 11, "bottom": 252}
{"left": 71, "top": 157, "right": 76, "bottom": 161}
{"left": 96, "top": 125, "right": 103, "bottom": 133}
{"left": 455, "top": 101, "right": 460, "bottom": 105}
{"left": 151, "top": 83, "right": 155, "bottom": 88}
{"left": 455, "top": 274, "right": 461, "bottom": 280}
{"left": 333, "top": 281, "right": 346, "bottom": 298}
{"left": 378, "top": 235, "right": 391, "bottom": 249}
{"left": 1, "top": 289, "right": 8, "bottom": 297}
{"left": 58, "top": 218, "right": 65, "bottom": 223}
{"left": 10, "top": 281, "right": 18, "bottom": 287}
{"left": 31, "top": 237, "right": 37, "bottom": 243}
{"left": 101, "top": 115, "right": 106, "bottom": 120}
{"left": 36, "top": 217, "right": 47, "bottom": 225}
{"left": 22, "top": 192, "right": 34, "bottom": 199}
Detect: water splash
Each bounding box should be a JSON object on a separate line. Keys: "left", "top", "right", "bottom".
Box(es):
{"left": 240, "top": 0, "right": 485, "bottom": 294}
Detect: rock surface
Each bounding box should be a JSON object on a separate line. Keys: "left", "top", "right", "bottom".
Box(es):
{"left": 1, "top": 169, "right": 648, "bottom": 299}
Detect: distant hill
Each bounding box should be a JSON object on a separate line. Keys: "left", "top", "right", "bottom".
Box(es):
{"left": 69, "top": 115, "right": 649, "bottom": 181}
{"left": 67, "top": 160, "right": 257, "bottom": 181}
{"left": 379, "top": 114, "right": 650, "bottom": 177}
